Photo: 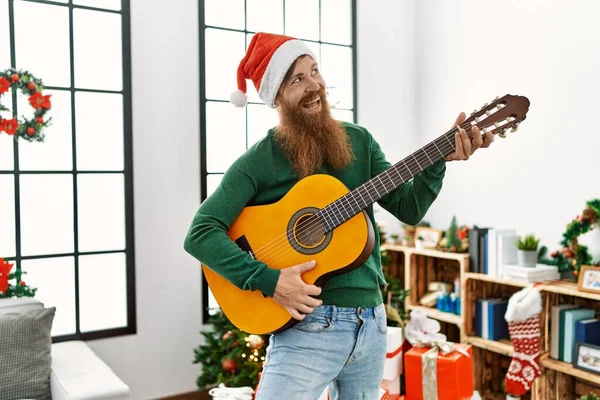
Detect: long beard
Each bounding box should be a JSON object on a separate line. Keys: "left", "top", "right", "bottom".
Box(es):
{"left": 275, "top": 89, "right": 354, "bottom": 179}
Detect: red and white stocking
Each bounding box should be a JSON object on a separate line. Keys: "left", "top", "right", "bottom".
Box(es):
{"left": 504, "top": 285, "right": 542, "bottom": 399}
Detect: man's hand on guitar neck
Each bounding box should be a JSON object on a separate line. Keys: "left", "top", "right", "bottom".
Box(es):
{"left": 444, "top": 111, "right": 494, "bottom": 161}
{"left": 273, "top": 260, "right": 323, "bottom": 320}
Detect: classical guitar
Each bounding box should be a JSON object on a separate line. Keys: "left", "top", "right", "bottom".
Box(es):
{"left": 202, "top": 94, "right": 530, "bottom": 335}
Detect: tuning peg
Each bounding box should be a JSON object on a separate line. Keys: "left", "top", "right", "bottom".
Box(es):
{"left": 471, "top": 109, "right": 478, "bottom": 115}
{"left": 511, "top": 123, "right": 519, "bottom": 132}
{"left": 494, "top": 96, "right": 500, "bottom": 101}
{"left": 498, "top": 130, "right": 507, "bottom": 138}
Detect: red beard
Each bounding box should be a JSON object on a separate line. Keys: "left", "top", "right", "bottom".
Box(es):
{"left": 275, "top": 88, "right": 354, "bottom": 179}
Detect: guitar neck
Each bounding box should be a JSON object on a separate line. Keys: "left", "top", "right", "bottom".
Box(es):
{"left": 319, "top": 126, "right": 469, "bottom": 232}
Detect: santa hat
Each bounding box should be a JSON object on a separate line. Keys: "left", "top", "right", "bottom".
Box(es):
{"left": 230, "top": 32, "right": 317, "bottom": 108}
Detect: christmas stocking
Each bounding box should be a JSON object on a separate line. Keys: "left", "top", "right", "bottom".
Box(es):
{"left": 504, "top": 285, "right": 542, "bottom": 400}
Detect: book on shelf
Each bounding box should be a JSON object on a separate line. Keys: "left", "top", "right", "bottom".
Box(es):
{"left": 551, "top": 304, "right": 578, "bottom": 359}
{"left": 551, "top": 306, "right": 596, "bottom": 362}
{"left": 576, "top": 318, "right": 600, "bottom": 347}
{"left": 475, "top": 298, "right": 510, "bottom": 340}
{"left": 469, "top": 228, "right": 518, "bottom": 277}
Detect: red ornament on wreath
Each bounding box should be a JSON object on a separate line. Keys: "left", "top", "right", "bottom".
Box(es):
{"left": 0, "top": 68, "right": 52, "bottom": 142}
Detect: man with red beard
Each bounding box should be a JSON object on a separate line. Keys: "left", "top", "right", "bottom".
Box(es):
{"left": 184, "top": 32, "right": 492, "bottom": 399}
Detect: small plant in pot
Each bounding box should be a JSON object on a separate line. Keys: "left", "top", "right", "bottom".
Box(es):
{"left": 415, "top": 235, "right": 425, "bottom": 250}
{"left": 517, "top": 234, "right": 539, "bottom": 268}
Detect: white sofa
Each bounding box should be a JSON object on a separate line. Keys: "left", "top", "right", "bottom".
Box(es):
{"left": 0, "top": 297, "right": 130, "bottom": 400}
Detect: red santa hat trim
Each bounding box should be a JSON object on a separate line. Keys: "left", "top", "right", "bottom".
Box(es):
{"left": 230, "top": 32, "right": 317, "bottom": 108}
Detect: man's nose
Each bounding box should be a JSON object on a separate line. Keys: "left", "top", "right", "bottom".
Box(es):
{"left": 306, "top": 78, "right": 320, "bottom": 92}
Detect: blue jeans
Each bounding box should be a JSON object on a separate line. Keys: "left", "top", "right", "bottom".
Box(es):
{"left": 255, "top": 303, "right": 387, "bottom": 400}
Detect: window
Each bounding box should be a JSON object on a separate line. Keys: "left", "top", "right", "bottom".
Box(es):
{"left": 199, "top": 0, "right": 357, "bottom": 322}
{"left": 0, "top": 0, "right": 135, "bottom": 342}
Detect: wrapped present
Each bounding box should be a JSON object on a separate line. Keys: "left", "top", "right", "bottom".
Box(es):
{"left": 404, "top": 343, "right": 473, "bottom": 400}
{"left": 208, "top": 383, "right": 254, "bottom": 400}
{"left": 381, "top": 379, "right": 403, "bottom": 400}
{"left": 384, "top": 326, "right": 404, "bottom": 379}
{"left": 403, "top": 310, "right": 473, "bottom": 400}
{"left": 383, "top": 326, "right": 404, "bottom": 398}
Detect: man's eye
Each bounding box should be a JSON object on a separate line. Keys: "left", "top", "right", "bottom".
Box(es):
{"left": 293, "top": 77, "right": 301, "bottom": 84}
{"left": 312, "top": 69, "right": 319, "bottom": 75}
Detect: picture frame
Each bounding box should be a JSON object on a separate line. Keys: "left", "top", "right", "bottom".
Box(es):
{"left": 414, "top": 227, "right": 442, "bottom": 249}
{"left": 577, "top": 265, "right": 600, "bottom": 294}
{"left": 573, "top": 342, "right": 600, "bottom": 376}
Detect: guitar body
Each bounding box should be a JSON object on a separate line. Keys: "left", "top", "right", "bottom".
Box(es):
{"left": 202, "top": 174, "right": 375, "bottom": 335}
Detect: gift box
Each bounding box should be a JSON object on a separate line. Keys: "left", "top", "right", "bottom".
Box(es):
{"left": 384, "top": 326, "right": 404, "bottom": 379}
{"left": 381, "top": 377, "right": 402, "bottom": 400}
{"left": 404, "top": 343, "right": 473, "bottom": 400}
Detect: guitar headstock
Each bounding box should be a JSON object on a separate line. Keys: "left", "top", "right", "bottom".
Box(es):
{"left": 465, "top": 94, "right": 530, "bottom": 138}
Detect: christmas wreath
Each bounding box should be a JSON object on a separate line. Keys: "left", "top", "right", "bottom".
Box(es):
{"left": 0, "top": 258, "right": 37, "bottom": 298}
{"left": 0, "top": 68, "right": 52, "bottom": 142}
{"left": 539, "top": 199, "right": 600, "bottom": 276}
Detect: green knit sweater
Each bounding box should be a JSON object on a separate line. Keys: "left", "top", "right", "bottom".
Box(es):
{"left": 184, "top": 121, "right": 446, "bottom": 307}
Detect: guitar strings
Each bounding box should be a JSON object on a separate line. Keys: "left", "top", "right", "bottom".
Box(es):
{"left": 247, "top": 121, "right": 481, "bottom": 267}
{"left": 250, "top": 121, "right": 479, "bottom": 267}
{"left": 251, "top": 122, "right": 480, "bottom": 268}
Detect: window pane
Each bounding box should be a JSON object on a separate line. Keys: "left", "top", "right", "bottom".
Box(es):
{"left": 247, "top": 104, "right": 278, "bottom": 147}
{"left": 206, "top": 174, "right": 223, "bottom": 198}
{"left": 19, "top": 89, "right": 73, "bottom": 171}
{"left": 21, "top": 257, "right": 76, "bottom": 336}
{"left": 285, "top": 0, "right": 319, "bottom": 41}
{"left": 204, "top": 0, "right": 245, "bottom": 30}
{"left": 247, "top": 0, "right": 283, "bottom": 34}
{"left": 77, "top": 174, "right": 125, "bottom": 252}
{"left": 20, "top": 174, "right": 74, "bottom": 256}
{"left": 205, "top": 28, "right": 245, "bottom": 101}
{"left": 79, "top": 253, "right": 127, "bottom": 332}
{"left": 0, "top": 0, "right": 9, "bottom": 68}
{"left": 14, "top": 1, "right": 71, "bottom": 87}
{"left": 206, "top": 101, "right": 246, "bottom": 173}
{"left": 75, "top": 92, "right": 123, "bottom": 171}
{"left": 244, "top": 33, "right": 262, "bottom": 104}
{"left": 321, "top": 44, "right": 353, "bottom": 110}
{"left": 0, "top": 135, "right": 14, "bottom": 171}
{"left": 74, "top": 0, "right": 121, "bottom": 11}
{"left": 0, "top": 175, "right": 16, "bottom": 257}
{"left": 330, "top": 108, "right": 354, "bottom": 124}
{"left": 321, "top": 0, "right": 352, "bottom": 45}
{"left": 74, "top": 9, "right": 122, "bottom": 91}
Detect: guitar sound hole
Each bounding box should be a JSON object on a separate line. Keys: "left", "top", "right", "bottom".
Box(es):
{"left": 287, "top": 207, "right": 333, "bottom": 255}
{"left": 295, "top": 214, "right": 326, "bottom": 248}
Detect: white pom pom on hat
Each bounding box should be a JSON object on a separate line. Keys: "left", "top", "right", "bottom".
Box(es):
{"left": 230, "top": 32, "right": 317, "bottom": 108}
{"left": 230, "top": 90, "right": 248, "bottom": 108}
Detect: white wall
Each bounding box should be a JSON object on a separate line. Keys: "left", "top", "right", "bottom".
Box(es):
{"left": 357, "top": 0, "right": 419, "bottom": 234}
{"left": 85, "top": 0, "right": 204, "bottom": 398}
{"left": 361, "top": 0, "right": 600, "bottom": 255}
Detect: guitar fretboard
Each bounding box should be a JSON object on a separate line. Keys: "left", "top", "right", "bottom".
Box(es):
{"left": 316, "top": 125, "right": 471, "bottom": 232}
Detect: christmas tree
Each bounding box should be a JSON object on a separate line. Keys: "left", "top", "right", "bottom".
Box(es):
{"left": 446, "top": 215, "right": 461, "bottom": 251}
{"left": 194, "top": 309, "right": 267, "bottom": 390}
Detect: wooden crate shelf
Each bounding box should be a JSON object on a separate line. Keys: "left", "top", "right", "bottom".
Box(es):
{"left": 383, "top": 242, "right": 600, "bottom": 400}
{"left": 540, "top": 354, "right": 600, "bottom": 384}
{"left": 464, "top": 272, "right": 530, "bottom": 288}
{"left": 466, "top": 336, "right": 514, "bottom": 357}
{"left": 406, "top": 304, "right": 462, "bottom": 326}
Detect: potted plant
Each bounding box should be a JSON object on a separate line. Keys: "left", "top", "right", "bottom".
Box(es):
{"left": 415, "top": 235, "right": 425, "bottom": 250}
{"left": 517, "top": 234, "right": 539, "bottom": 268}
